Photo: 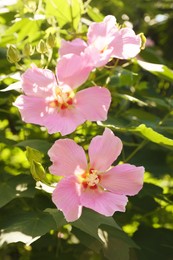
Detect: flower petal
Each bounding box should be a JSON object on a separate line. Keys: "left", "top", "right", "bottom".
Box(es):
{"left": 14, "top": 94, "right": 89, "bottom": 135}
{"left": 87, "top": 15, "right": 117, "bottom": 51}
{"left": 13, "top": 95, "right": 49, "bottom": 125}
{"left": 48, "top": 138, "right": 87, "bottom": 177}
{"left": 101, "top": 164, "right": 144, "bottom": 195}
{"left": 75, "top": 86, "right": 111, "bottom": 121}
{"left": 43, "top": 106, "right": 87, "bottom": 135}
{"left": 52, "top": 176, "right": 82, "bottom": 222}
{"left": 111, "top": 28, "right": 141, "bottom": 59}
{"left": 84, "top": 45, "right": 113, "bottom": 68}
{"left": 59, "top": 38, "right": 87, "bottom": 56}
{"left": 80, "top": 189, "right": 128, "bottom": 216}
{"left": 89, "top": 128, "right": 123, "bottom": 172}
{"left": 22, "top": 66, "right": 56, "bottom": 97}
{"left": 56, "top": 54, "right": 92, "bottom": 89}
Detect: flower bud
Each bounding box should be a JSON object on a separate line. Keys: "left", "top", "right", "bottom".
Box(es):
{"left": 7, "top": 45, "right": 21, "bottom": 63}
{"left": 23, "top": 43, "right": 35, "bottom": 56}
{"left": 36, "top": 39, "right": 48, "bottom": 54}
{"left": 47, "top": 33, "right": 56, "bottom": 48}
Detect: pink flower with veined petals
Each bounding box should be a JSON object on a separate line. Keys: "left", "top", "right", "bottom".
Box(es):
{"left": 59, "top": 15, "right": 141, "bottom": 68}
{"left": 48, "top": 128, "right": 144, "bottom": 222}
{"left": 13, "top": 63, "right": 111, "bottom": 135}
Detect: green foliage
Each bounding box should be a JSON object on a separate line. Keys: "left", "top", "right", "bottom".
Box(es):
{"left": 0, "top": 0, "right": 173, "bottom": 259}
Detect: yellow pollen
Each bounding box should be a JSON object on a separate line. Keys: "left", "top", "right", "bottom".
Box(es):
{"left": 50, "top": 86, "right": 75, "bottom": 110}
{"left": 86, "top": 173, "right": 100, "bottom": 186}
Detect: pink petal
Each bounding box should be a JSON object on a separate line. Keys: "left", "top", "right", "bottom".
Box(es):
{"left": 42, "top": 106, "right": 86, "bottom": 135}
{"left": 13, "top": 95, "right": 49, "bottom": 125}
{"left": 22, "top": 66, "right": 56, "bottom": 97}
{"left": 80, "top": 189, "right": 128, "bottom": 216}
{"left": 56, "top": 54, "right": 92, "bottom": 89}
{"left": 101, "top": 164, "right": 144, "bottom": 196}
{"left": 87, "top": 15, "right": 117, "bottom": 51}
{"left": 84, "top": 45, "right": 113, "bottom": 68}
{"left": 52, "top": 176, "right": 82, "bottom": 222}
{"left": 75, "top": 86, "right": 111, "bottom": 121}
{"left": 48, "top": 139, "right": 87, "bottom": 177}
{"left": 111, "top": 28, "right": 141, "bottom": 59}
{"left": 103, "top": 15, "right": 117, "bottom": 24}
{"left": 14, "top": 95, "right": 87, "bottom": 136}
{"left": 89, "top": 128, "right": 123, "bottom": 172}
{"left": 59, "top": 38, "right": 87, "bottom": 56}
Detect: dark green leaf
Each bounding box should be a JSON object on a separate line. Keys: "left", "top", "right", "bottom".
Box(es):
{"left": 17, "top": 139, "right": 52, "bottom": 153}
{"left": 72, "top": 208, "right": 121, "bottom": 242}
{"left": 0, "top": 174, "right": 36, "bottom": 208}
{"left": 0, "top": 210, "right": 56, "bottom": 246}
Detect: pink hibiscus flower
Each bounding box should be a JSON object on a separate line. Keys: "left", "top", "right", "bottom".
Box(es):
{"left": 59, "top": 15, "right": 142, "bottom": 68}
{"left": 13, "top": 61, "right": 111, "bottom": 135}
{"left": 48, "top": 128, "right": 144, "bottom": 222}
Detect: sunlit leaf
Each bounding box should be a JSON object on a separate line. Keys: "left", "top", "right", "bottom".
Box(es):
{"left": 86, "top": 5, "right": 104, "bottom": 22}
{"left": 137, "top": 60, "right": 173, "bottom": 81}
{"left": 116, "top": 93, "right": 147, "bottom": 106}
{"left": 1, "top": 18, "right": 42, "bottom": 46}
{"left": 45, "top": 0, "right": 83, "bottom": 30}
{"left": 133, "top": 124, "right": 173, "bottom": 148}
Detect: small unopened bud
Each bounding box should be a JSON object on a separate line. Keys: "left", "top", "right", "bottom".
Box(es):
{"left": 47, "top": 34, "right": 56, "bottom": 48}
{"left": 23, "top": 43, "right": 35, "bottom": 56}
{"left": 36, "top": 39, "right": 48, "bottom": 54}
{"left": 139, "top": 33, "right": 146, "bottom": 50}
{"left": 7, "top": 45, "right": 21, "bottom": 63}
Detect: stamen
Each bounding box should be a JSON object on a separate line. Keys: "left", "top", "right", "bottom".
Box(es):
{"left": 50, "top": 86, "right": 74, "bottom": 110}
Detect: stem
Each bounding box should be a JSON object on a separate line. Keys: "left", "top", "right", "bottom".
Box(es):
{"left": 45, "top": 49, "right": 53, "bottom": 69}
{"left": 15, "top": 62, "right": 25, "bottom": 71}
{"left": 158, "top": 111, "right": 171, "bottom": 126}
{"left": 124, "top": 139, "right": 148, "bottom": 162}
{"left": 40, "top": 53, "right": 45, "bottom": 67}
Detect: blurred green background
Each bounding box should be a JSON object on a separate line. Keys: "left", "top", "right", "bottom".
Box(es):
{"left": 0, "top": 0, "right": 173, "bottom": 259}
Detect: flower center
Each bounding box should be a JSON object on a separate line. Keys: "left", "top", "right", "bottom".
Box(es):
{"left": 49, "top": 86, "right": 75, "bottom": 110}
{"left": 81, "top": 168, "right": 101, "bottom": 190}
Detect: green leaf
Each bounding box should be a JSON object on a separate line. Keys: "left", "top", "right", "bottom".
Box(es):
{"left": 17, "top": 139, "right": 52, "bottom": 153}
{"left": 45, "top": 0, "right": 83, "bottom": 30}
{"left": 100, "top": 224, "right": 139, "bottom": 249}
{"left": 72, "top": 227, "right": 102, "bottom": 253}
{"left": 100, "top": 122, "right": 173, "bottom": 149}
{"left": 0, "top": 174, "right": 36, "bottom": 208}
{"left": 72, "top": 209, "right": 138, "bottom": 260}
{"left": 1, "top": 18, "right": 42, "bottom": 46}
{"left": 44, "top": 208, "right": 67, "bottom": 227}
{"left": 116, "top": 93, "right": 147, "bottom": 107}
{"left": 137, "top": 60, "right": 173, "bottom": 81}
{"left": 124, "top": 108, "right": 160, "bottom": 125}
{"left": 86, "top": 5, "right": 104, "bottom": 22}
{"left": 132, "top": 124, "right": 173, "bottom": 148}
{"left": 0, "top": 211, "right": 56, "bottom": 246}
{"left": 138, "top": 183, "right": 163, "bottom": 198}
{"left": 72, "top": 208, "right": 121, "bottom": 242}
{"left": 99, "top": 228, "right": 130, "bottom": 260}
